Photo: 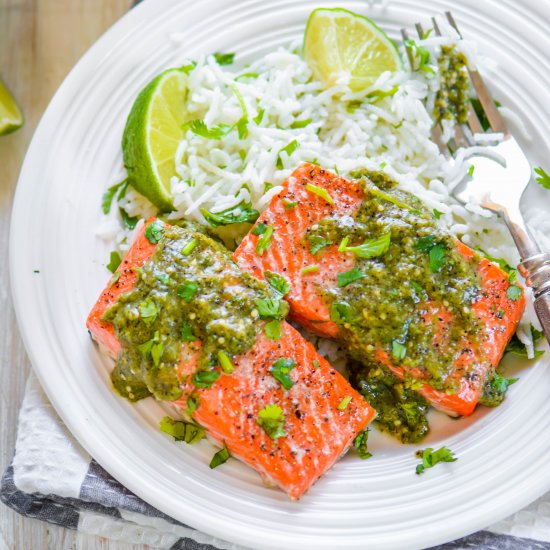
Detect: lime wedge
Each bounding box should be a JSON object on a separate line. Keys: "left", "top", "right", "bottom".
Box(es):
{"left": 303, "top": 8, "right": 402, "bottom": 91}
{"left": 122, "top": 68, "right": 188, "bottom": 212}
{"left": 0, "top": 79, "right": 24, "bottom": 136}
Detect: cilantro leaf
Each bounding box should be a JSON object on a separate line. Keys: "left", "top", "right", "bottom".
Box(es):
{"left": 276, "top": 140, "right": 300, "bottom": 169}
{"left": 341, "top": 232, "right": 392, "bottom": 259}
{"left": 119, "top": 207, "right": 139, "bottom": 230}
{"left": 185, "top": 119, "right": 233, "bottom": 140}
{"left": 177, "top": 281, "right": 198, "bottom": 301}
{"left": 201, "top": 202, "right": 259, "bottom": 227}
{"left": 213, "top": 52, "right": 235, "bottom": 65}
{"left": 270, "top": 358, "right": 296, "bottom": 390}
{"left": 391, "top": 340, "right": 407, "bottom": 361}
{"left": 181, "top": 321, "right": 196, "bottom": 342}
{"left": 330, "top": 302, "right": 355, "bottom": 325}
{"left": 255, "top": 298, "right": 289, "bottom": 320}
{"left": 433, "top": 209, "right": 444, "bottom": 220}
{"left": 535, "top": 167, "right": 550, "bottom": 190}
{"left": 257, "top": 404, "right": 286, "bottom": 439}
{"left": 506, "top": 285, "right": 522, "bottom": 301}
{"left": 505, "top": 325, "right": 545, "bottom": 359}
{"left": 192, "top": 370, "right": 221, "bottom": 389}
{"left": 145, "top": 219, "right": 165, "bottom": 244}
{"left": 353, "top": 430, "right": 372, "bottom": 460}
{"left": 138, "top": 298, "right": 158, "bottom": 326}
{"left": 290, "top": 118, "right": 312, "bottom": 129}
{"left": 159, "top": 416, "right": 205, "bottom": 444}
{"left": 429, "top": 244, "right": 446, "bottom": 273}
{"left": 256, "top": 224, "right": 274, "bottom": 255}
{"left": 251, "top": 222, "right": 267, "bottom": 236}
{"left": 209, "top": 442, "right": 231, "bottom": 469}
{"left": 106, "top": 251, "right": 122, "bottom": 273}
{"left": 264, "top": 319, "right": 283, "bottom": 341}
{"left": 305, "top": 183, "right": 334, "bottom": 205}
{"left": 415, "top": 446, "right": 457, "bottom": 475}
{"left": 414, "top": 235, "right": 436, "bottom": 252}
{"left": 264, "top": 271, "right": 291, "bottom": 296}
{"left": 308, "top": 234, "right": 333, "bottom": 255}
{"left": 101, "top": 179, "right": 128, "bottom": 214}
{"left": 337, "top": 267, "right": 365, "bottom": 287}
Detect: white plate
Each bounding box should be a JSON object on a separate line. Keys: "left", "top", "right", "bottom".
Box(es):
{"left": 10, "top": 0, "right": 550, "bottom": 548}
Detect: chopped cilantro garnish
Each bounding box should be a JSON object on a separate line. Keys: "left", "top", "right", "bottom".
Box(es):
{"left": 264, "top": 319, "right": 283, "bottom": 341}
{"left": 101, "top": 179, "right": 128, "bottom": 214}
{"left": 330, "top": 302, "right": 354, "bottom": 325}
{"left": 257, "top": 404, "right": 286, "bottom": 439}
{"left": 353, "top": 430, "right": 372, "bottom": 459}
{"left": 218, "top": 351, "right": 234, "bottom": 374}
{"left": 270, "top": 358, "right": 296, "bottom": 390}
{"left": 209, "top": 442, "right": 231, "bottom": 469}
{"left": 138, "top": 330, "right": 161, "bottom": 359}
{"left": 506, "top": 285, "right": 522, "bottom": 301}
{"left": 256, "top": 224, "right": 274, "bottom": 255}
{"left": 192, "top": 370, "right": 221, "bottom": 388}
{"left": 433, "top": 209, "right": 444, "bottom": 220}
{"left": 185, "top": 119, "right": 232, "bottom": 140}
{"left": 138, "top": 298, "right": 158, "bottom": 326}
{"left": 253, "top": 108, "right": 265, "bottom": 125}
{"left": 110, "top": 271, "right": 121, "bottom": 287}
{"left": 312, "top": 360, "right": 320, "bottom": 369}
{"left": 179, "top": 61, "right": 197, "bottom": 74}
{"left": 213, "top": 52, "right": 235, "bottom": 65}
{"left": 145, "top": 219, "right": 165, "bottom": 244}
{"left": 159, "top": 416, "right": 205, "bottom": 444}
{"left": 290, "top": 118, "right": 312, "bottom": 129}
{"left": 201, "top": 202, "right": 259, "bottom": 227}
{"left": 230, "top": 84, "right": 249, "bottom": 139}
{"left": 505, "top": 325, "right": 545, "bottom": 359}
{"left": 340, "top": 232, "right": 391, "bottom": 259}
{"left": 305, "top": 183, "right": 334, "bottom": 205}
{"left": 490, "top": 372, "right": 518, "bottom": 393}
{"left": 276, "top": 140, "right": 300, "bottom": 169}
{"left": 255, "top": 298, "right": 289, "bottom": 320}
{"left": 251, "top": 222, "right": 267, "bottom": 236}
{"left": 337, "top": 395, "right": 352, "bottom": 410}
{"left": 264, "top": 271, "right": 291, "bottom": 296}
{"left": 535, "top": 167, "right": 550, "bottom": 190}
{"left": 181, "top": 321, "right": 196, "bottom": 342}
{"left": 119, "top": 207, "right": 139, "bottom": 230}
{"left": 181, "top": 238, "right": 198, "bottom": 256}
{"left": 415, "top": 446, "right": 457, "bottom": 475}
{"left": 337, "top": 267, "right": 365, "bottom": 287}
{"left": 151, "top": 340, "right": 163, "bottom": 366}
{"left": 235, "top": 72, "right": 259, "bottom": 81}
{"left": 282, "top": 199, "right": 298, "bottom": 209}
{"left": 301, "top": 264, "right": 319, "bottom": 275}
{"left": 177, "top": 281, "right": 198, "bottom": 301}
{"left": 186, "top": 394, "right": 199, "bottom": 415}
{"left": 391, "top": 340, "right": 407, "bottom": 361}
{"left": 429, "top": 244, "right": 446, "bottom": 273}
{"left": 404, "top": 39, "right": 435, "bottom": 74}
{"left": 467, "top": 164, "right": 475, "bottom": 177}
{"left": 106, "top": 251, "right": 122, "bottom": 273}
{"left": 308, "top": 234, "right": 333, "bottom": 255}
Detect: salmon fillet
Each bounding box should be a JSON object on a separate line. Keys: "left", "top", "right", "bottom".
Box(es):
{"left": 233, "top": 164, "right": 525, "bottom": 417}
{"left": 87, "top": 218, "right": 375, "bottom": 499}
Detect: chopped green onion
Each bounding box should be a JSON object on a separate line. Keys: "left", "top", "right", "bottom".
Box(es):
{"left": 192, "top": 370, "right": 221, "bottom": 389}
{"left": 177, "top": 281, "right": 198, "bottom": 301}
{"left": 218, "top": 351, "right": 234, "bottom": 374}
{"left": 209, "top": 442, "right": 231, "bottom": 468}
{"left": 305, "top": 183, "right": 334, "bottom": 205}
{"left": 159, "top": 417, "right": 205, "bottom": 444}
{"left": 213, "top": 52, "right": 235, "bottom": 65}
{"left": 182, "top": 238, "right": 198, "bottom": 256}
{"left": 256, "top": 225, "right": 274, "bottom": 255}
{"left": 290, "top": 118, "right": 312, "bottom": 129}
{"left": 337, "top": 395, "right": 352, "bottom": 410}
{"left": 301, "top": 264, "right": 319, "bottom": 275}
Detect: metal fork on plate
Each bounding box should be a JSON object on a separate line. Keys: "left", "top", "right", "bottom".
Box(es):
{"left": 401, "top": 12, "right": 550, "bottom": 343}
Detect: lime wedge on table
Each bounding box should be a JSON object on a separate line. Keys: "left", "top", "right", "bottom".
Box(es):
{"left": 0, "top": 79, "right": 24, "bottom": 136}
{"left": 303, "top": 8, "right": 402, "bottom": 91}
{"left": 122, "top": 68, "right": 188, "bottom": 212}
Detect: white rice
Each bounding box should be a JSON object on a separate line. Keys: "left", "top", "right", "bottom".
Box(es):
{"left": 101, "top": 29, "right": 550, "bottom": 356}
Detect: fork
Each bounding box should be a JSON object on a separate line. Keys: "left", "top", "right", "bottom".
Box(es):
{"left": 401, "top": 12, "right": 550, "bottom": 345}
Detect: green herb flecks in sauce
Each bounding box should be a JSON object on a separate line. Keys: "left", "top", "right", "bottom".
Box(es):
{"left": 307, "top": 170, "right": 483, "bottom": 441}
{"left": 434, "top": 45, "right": 470, "bottom": 124}
{"left": 104, "top": 225, "right": 278, "bottom": 402}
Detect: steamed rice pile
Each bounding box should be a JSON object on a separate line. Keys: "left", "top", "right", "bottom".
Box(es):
{"left": 105, "top": 25, "right": 547, "bottom": 355}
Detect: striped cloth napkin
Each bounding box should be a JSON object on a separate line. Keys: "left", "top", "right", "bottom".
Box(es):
{"left": 2, "top": 375, "right": 550, "bottom": 550}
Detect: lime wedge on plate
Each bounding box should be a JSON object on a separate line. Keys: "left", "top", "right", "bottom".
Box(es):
{"left": 303, "top": 8, "right": 402, "bottom": 91}
{"left": 122, "top": 68, "right": 188, "bottom": 212}
{"left": 0, "top": 79, "right": 24, "bottom": 136}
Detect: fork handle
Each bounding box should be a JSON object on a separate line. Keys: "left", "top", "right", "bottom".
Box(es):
{"left": 499, "top": 208, "right": 550, "bottom": 344}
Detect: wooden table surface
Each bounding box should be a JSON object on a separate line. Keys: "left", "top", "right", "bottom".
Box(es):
{"left": 0, "top": 2, "right": 157, "bottom": 548}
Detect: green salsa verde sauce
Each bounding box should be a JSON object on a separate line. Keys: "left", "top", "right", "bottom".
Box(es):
{"left": 307, "top": 170, "right": 484, "bottom": 442}
{"left": 103, "top": 223, "right": 274, "bottom": 402}
{"left": 434, "top": 45, "right": 470, "bottom": 124}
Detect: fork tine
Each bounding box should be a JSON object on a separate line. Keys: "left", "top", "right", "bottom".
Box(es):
{"left": 445, "top": 11, "right": 509, "bottom": 135}
{"left": 415, "top": 23, "right": 425, "bottom": 39}
{"left": 401, "top": 29, "right": 414, "bottom": 67}
{"left": 467, "top": 104, "right": 484, "bottom": 134}
{"left": 431, "top": 17, "right": 442, "bottom": 36}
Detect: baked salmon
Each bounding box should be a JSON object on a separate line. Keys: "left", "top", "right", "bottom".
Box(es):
{"left": 233, "top": 164, "right": 525, "bottom": 418}
{"left": 87, "top": 218, "right": 375, "bottom": 499}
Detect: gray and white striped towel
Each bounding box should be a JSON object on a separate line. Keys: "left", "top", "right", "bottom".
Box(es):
{"left": 2, "top": 374, "right": 550, "bottom": 549}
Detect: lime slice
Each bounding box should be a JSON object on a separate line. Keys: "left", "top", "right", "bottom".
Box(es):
{"left": 0, "top": 79, "right": 24, "bottom": 136}
{"left": 122, "top": 68, "right": 188, "bottom": 212}
{"left": 303, "top": 8, "right": 402, "bottom": 91}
